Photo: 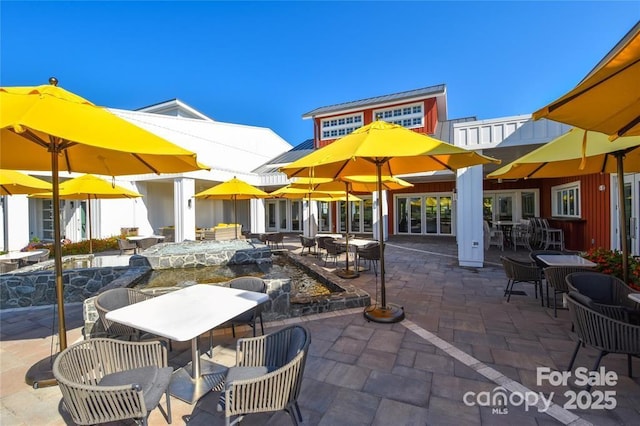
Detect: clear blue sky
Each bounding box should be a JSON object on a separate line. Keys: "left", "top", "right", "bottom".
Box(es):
{"left": 1, "top": 1, "right": 638, "bottom": 146}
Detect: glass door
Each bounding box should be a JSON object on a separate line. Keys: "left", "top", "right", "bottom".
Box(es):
{"left": 278, "top": 200, "right": 287, "bottom": 230}
{"left": 318, "top": 201, "right": 331, "bottom": 232}
{"left": 440, "top": 196, "right": 452, "bottom": 234}
{"left": 266, "top": 202, "right": 277, "bottom": 231}
{"left": 397, "top": 198, "right": 409, "bottom": 233}
{"left": 363, "top": 198, "right": 373, "bottom": 233}
{"left": 425, "top": 197, "right": 438, "bottom": 234}
{"left": 624, "top": 174, "right": 640, "bottom": 256}
{"left": 291, "top": 201, "right": 302, "bottom": 232}
{"left": 350, "top": 201, "right": 361, "bottom": 233}
{"left": 409, "top": 197, "right": 422, "bottom": 234}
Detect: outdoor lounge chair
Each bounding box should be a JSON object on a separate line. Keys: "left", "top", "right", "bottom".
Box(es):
{"left": 53, "top": 338, "right": 173, "bottom": 426}
{"left": 219, "top": 325, "right": 311, "bottom": 426}
{"left": 500, "top": 256, "right": 543, "bottom": 305}
{"left": 566, "top": 292, "right": 640, "bottom": 384}
{"left": 137, "top": 237, "right": 160, "bottom": 252}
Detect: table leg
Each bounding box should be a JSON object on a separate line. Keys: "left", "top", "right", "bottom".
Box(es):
{"left": 169, "top": 335, "right": 228, "bottom": 404}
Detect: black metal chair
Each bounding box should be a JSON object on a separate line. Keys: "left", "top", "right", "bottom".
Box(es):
{"left": 500, "top": 256, "right": 543, "bottom": 305}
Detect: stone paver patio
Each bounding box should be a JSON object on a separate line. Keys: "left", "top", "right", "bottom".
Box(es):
{"left": 1, "top": 235, "right": 639, "bottom": 425}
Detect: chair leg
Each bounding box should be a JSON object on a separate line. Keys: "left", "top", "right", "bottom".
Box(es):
{"left": 568, "top": 340, "right": 582, "bottom": 372}
{"left": 587, "top": 351, "right": 608, "bottom": 391}
{"left": 165, "top": 386, "right": 172, "bottom": 424}
{"left": 503, "top": 279, "right": 512, "bottom": 297}
{"left": 553, "top": 291, "right": 558, "bottom": 318}
{"left": 506, "top": 280, "right": 515, "bottom": 302}
{"left": 258, "top": 314, "right": 264, "bottom": 335}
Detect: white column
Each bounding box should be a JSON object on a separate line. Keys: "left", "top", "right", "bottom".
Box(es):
{"left": 303, "top": 199, "right": 319, "bottom": 237}
{"left": 4, "top": 195, "right": 30, "bottom": 251}
{"left": 174, "top": 178, "right": 195, "bottom": 242}
{"left": 457, "top": 165, "right": 484, "bottom": 267}
{"left": 373, "top": 190, "right": 389, "bottom": 241}
{"left": 250, "top": 198, "right": 266, "bottom": 234}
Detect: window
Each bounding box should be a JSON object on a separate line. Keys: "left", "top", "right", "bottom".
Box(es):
{"left": 552, "top": 182, "right": 580, "bottom": 218}
{"left": 374, "top": 102, "right": 423, "bottom": 129}
{"left": 321, "top": 113, "right": 363, "bottom": 140}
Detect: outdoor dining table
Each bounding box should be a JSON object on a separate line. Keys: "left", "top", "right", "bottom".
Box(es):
{"left": 629, "top": 293, "right": 640, "bottom": 304}
{"left": 125, "top": 235, "right": 166, "bottom": 253}
{"left": 105, "top": 284, "right": 269, "bottom": 404}
{"left": 537, "top": 254, "right": 597, "bottom": 268}
{"left": 0, "top": 249, "right": 47, "bottom": 266}
{"left": 334, "top": 238, "right": 377, "bottom": 276}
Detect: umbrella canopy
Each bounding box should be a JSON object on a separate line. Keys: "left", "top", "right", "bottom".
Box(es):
{"left": 487, "top": 129, "right": 640, "bottom": 179}
{"left": 0, "top": 169, "right": 51, "bottom": 195}
{"left": 488, "top": 128, "right": 640, "bottom": 283}
{"left": 532, "top": 22, "right": 640, "bottom": 140}
{"left": 0, "top": 80, "right": 208, "bottom": 375}
{"left": 281, "top": 120, "right": 499, "bottom": 323}
{"left": 29, "top": 174, "right": 143, "bottom": 253}
{"left": 194, "top": 177, "right": 270, "bottom": 239}
{"left": 292, "top": 175, "right": 414, "bottom": 192}
{"left": 270, "top": 185, "right": 363, "bottom": 201}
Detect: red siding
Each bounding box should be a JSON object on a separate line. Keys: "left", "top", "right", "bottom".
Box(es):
{"left": 313, "top": 98, "right": 439, "bottom": 148}
{"left": 487, "top": 174, "right": 610, "bottom": 251}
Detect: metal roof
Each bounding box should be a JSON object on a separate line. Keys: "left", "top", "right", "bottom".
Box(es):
{"left": 252, "top": 139, "right": 314, "bottom": 174}
{"left": 302, "top": 84, "right": 447, "bottom": 118}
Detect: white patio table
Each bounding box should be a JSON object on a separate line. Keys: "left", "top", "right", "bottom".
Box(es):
{"left": 628, "top": 293, "right": 640, "bottom": 304}
{"left": 537, "top": 254, "right": 597, "bottom": 268}
{"left": 106, "top": 284, "right": 269, "bottom": 404}
{"left": 0, "top": 249, "right": 47, "bottom": 266}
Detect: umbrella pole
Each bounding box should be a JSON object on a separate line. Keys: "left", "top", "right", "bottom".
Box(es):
{"left": 25, "top": 139, "right": 67, "bottom": 388}
{"left": 336, "top": 182, "right": 358, "bottom": 278}
{"left": 88, "top": 196, "right": 93, "bottom": 254}
{"left": 616, "top": 153, "right": 629, "bottom": 283}
{"left": 363, "top": 161, "right": 404, "bottom": 323}
{"left": 234, "top": 196, "right": 238, "bottom": 240}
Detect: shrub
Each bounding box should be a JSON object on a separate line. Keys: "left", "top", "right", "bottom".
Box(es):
{"left": 32, "top": 237, "right": 120, "bottom": 258}
{"left": 581, "top": 247, "right": 640, "bottom": 291}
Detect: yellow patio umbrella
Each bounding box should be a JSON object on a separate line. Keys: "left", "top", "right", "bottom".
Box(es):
{"left": 0, "top": 169, "right": 52, "bottom": 195}
{"left": 270, "top": 185, "right": 355, "bottom": 200}
{"left": 194, "top": 177, "right": 270, "bottom": 239}
{"left": 488, "top": 128, "right": 640, "bottom": 282}
{"left": 292, "top": 176, "right": 413, "bottom": 277}
{"left": 30, "top": 174, "right": 143, "bottom": 254}
{"left": 281, "top": 120, "right": 499, "bottom": 323}
{"left": 0, "top": 79, "right": 208, "bottom": 387}
{"left": 533, "top": 21, "right": 640, "bottom": 140}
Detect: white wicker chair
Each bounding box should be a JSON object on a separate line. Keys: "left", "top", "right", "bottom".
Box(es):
{"left": 221, "top": 325, "right": 311, "bottom": 426}
{"left": 53, "top": 338, "right": 172, "bottom": 426}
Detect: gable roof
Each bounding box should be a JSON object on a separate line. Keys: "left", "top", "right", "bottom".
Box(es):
{"left": 136, "top": 99, "right": 214, "bottom": 121}
{"left": 302, "top": 84, "right": 448, "bottom": 120}
{"left": 111, "top": 109, "right": 292, "bottom": 175}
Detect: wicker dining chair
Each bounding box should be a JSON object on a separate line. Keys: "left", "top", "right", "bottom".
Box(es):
{"left": 94, "top": 288, "right": 172, "bottom": 351}
{"left": 566, "top": 292, "right": 640, "bottom": 385}
{"left": 357, "top": 242, "right": 382, "bottom": 276}
{"left": 299, "top": 235, "right": 316, "bottom": 256}
{"left": 566, "top": 271, "right": 640, "bottom": 323}
{"left": 219, "top": 325, "right": 311, "bottom": 426}
{"left": 53, "top": 338, "right": 173, "bottom": 426}
{"left": 543, "top": 266, "right": 593, "bottom": 317}
{"left": 500, "top": 256, "right": 543, "bottom": 305}
{"left": 324, "top": 239, "right": 346, "bottom": 267}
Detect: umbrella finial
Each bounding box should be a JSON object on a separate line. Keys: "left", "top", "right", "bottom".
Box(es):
{"left": 48, "top": 77, "right": 58, "bottom": 86}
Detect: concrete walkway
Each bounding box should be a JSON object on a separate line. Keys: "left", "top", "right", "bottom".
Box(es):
{"left": 1, "top": 236, "right": 639, "bottom": 425}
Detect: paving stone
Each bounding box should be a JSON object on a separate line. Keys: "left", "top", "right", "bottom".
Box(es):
{"left": 426, "top": 395, "right": 482, "bottom": 425}
{"left": 324, "top": 362, "right": 370, "bottom": 390}
{"left": 372, "top": 397, "right": 430, "bottom": 426}
{"left": 317, "top": 388, "right": 380, "bottom": 426}
{"left": 363, "top": 370, "right": 430, "bottom": 406}
{"left": 357, "top": 348, "right": 396, "bottom": 372}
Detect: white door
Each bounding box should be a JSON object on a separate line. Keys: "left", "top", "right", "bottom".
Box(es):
{"left": 624, "top": 174, "right": 640, "bottom": 256}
